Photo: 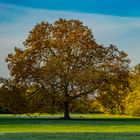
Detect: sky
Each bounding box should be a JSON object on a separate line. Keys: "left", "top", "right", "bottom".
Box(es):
{"left": 0, "top": 0, "right": 140, "bottom": 78}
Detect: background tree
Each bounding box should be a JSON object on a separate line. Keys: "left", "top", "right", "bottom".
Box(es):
{"left": 6, "top": 19, "right": 130, "bottom": 119}
{"left": 0, "top": 76, "right": 9, "bottom": 113}
{"left": 70, "top": 95, "right": 100, "bottom": 114}
{"left": 125, "top": 64, "right": 140, "bottom": 116}
{"left": 0, "top": 77, "right": 27, "bottom": 114}
{"left": 95, "top": 46, "right": 130, "bottom": 114}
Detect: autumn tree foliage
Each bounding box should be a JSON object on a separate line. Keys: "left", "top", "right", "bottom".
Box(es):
{"left": 95, "top": 46, "right": 130, "bottom": 114}
{"left": 125, "top": 64, "right": 140, "bottom": 116}
{"left": 0, "top": 77, "right": 27, "bottom": 114}
{"left": 6, "top": 19, "right": 130, "bottom": 119}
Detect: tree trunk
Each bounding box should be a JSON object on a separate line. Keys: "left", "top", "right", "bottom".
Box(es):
{"left": 63, "top": 82, "right": 70, "bottom": 119}
{"left": 64, "top": 100, "right": 70, "bottom": 119}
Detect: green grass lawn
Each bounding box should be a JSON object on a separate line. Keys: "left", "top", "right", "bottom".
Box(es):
{"left": 0, "top": 133, "right": 140, "bottom": 140}
{"left": 0, "top": 114, "right": 140, "bottom": 140}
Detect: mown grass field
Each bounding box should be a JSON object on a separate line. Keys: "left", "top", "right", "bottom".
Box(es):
{"left": 0, "top": 114, "right": 140, "bottom": 140}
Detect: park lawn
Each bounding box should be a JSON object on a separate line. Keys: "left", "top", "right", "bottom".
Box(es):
{"left": 0, "top": 113, "right": 136, "bottom": 119}
{"left": 0, "top": 133, "right": 140, "bottom": 140}
{"left": 0, "top": 114, "right": 140, "bottom": 140}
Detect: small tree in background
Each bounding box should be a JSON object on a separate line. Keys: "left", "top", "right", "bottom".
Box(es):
{"left": 0, "top": 77, "right": 27, "bottom": 114}
{"left": 125, "top": 64, "right": 140, "bottom": 116}
{"left": 92, "top": 45, "right": 130, "bottom": 115}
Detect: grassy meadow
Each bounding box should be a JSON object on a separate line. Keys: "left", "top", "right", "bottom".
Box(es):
{"left": 0, "top": 114, "right": 140, "bottom": 140}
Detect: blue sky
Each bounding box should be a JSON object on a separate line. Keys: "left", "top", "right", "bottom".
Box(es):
{"left": 1, "top": 0, "right": 140, "bottom": 17}
{"left": 0, "top": 0, "right": 140, "bottom": 77}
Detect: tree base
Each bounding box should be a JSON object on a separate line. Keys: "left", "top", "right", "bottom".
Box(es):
{"left": 59, "top": 117, "right": 71, "bottom": 120}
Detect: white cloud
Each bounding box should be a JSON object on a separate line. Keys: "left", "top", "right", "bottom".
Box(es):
{"left": 0, "top": 3, "right": 140, "bottom": 77}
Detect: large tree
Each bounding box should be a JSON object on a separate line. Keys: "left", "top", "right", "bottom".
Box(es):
{"left": 6, "top": 19, "right": 130, "bottom": 119}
